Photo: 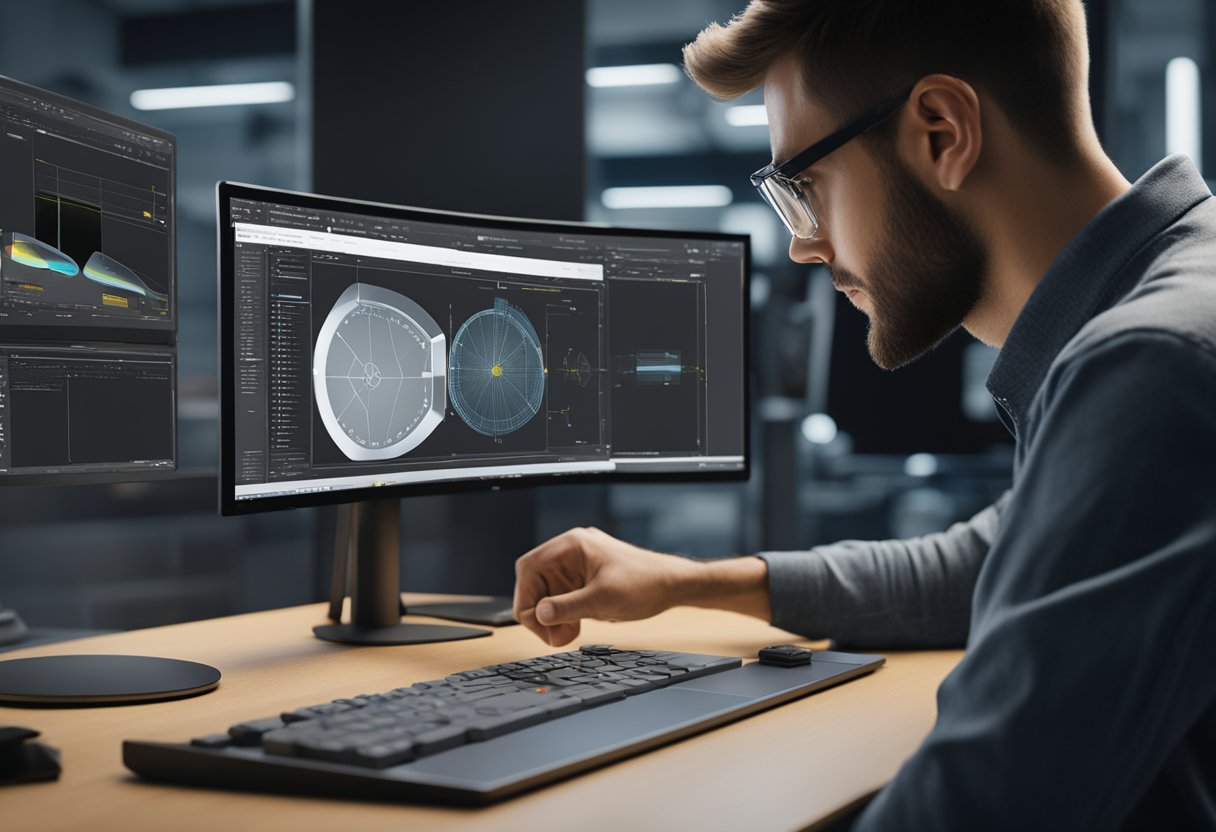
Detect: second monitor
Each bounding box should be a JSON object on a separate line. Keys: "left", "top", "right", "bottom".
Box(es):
{"left": 218, "top": 183, "right": 749, "bottom": 642}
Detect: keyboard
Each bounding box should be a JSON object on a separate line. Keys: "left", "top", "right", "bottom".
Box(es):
{"left": 124, "top": 645, "right": 884, "bottom": 804}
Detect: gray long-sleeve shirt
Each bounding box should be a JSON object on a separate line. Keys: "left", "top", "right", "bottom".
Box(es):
{"left": 759, "top": 155, "right": 1216, "bottom": 830}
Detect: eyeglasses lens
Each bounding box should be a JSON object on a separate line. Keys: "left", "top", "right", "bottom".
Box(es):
{"left": 758, "top": 177, "right": 818, "bottom": 239}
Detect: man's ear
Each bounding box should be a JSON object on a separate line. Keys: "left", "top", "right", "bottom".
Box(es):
{"left": 897, "top": 74, "right": 982, "bottom": 192}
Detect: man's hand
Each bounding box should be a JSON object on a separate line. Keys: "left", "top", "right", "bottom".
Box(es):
{"left": 512, "top": 527, "right": 697, "bottom": 647}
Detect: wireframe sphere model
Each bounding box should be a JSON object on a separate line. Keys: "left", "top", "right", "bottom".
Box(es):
{"left": 313, "top": 283, "right": 446, "bottom": 460}
{"left": 448, "top": 298, "right": 545, "bottom": 437}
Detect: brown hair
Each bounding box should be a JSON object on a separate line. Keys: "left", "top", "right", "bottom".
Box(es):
{"left": 683, "top": 0, "right": 1091, "bottom": 164}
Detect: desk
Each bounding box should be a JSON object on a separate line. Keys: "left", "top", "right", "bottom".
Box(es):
{"left": 1, "top": 595, "right": 962, "bottom": 831}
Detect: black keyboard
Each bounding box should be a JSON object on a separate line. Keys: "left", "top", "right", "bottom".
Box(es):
{"left": 199, "top": 646, "right": 738, "bottom": 767}
{"left": 124, "top": 645, "right": 884, "bottom": 804}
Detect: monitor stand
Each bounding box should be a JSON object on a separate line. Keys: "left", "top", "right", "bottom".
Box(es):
{"left": 313, "top": 498, "right": 492, "bottom": 645}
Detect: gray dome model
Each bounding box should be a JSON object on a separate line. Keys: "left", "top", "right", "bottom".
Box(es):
{"left": 448, "top": 298, "right": 545, "bottom": 437}
{"left": 313, "top": 283, "right": 446, "bottom": 460}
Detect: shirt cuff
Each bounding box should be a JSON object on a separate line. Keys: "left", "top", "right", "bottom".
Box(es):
{"left": 757, "top": 549, "right": 833, "bottom": 640}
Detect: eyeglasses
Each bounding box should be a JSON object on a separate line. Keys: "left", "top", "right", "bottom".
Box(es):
{"left": 750, "top": 87, "right": 913, "bottom": 239}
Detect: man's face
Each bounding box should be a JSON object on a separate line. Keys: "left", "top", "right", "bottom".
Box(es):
{"left": 838, "top": 150, "right": 989, "bottom": 369}
{"left": 764, "top": 58, "right": 988, "bottom": 370}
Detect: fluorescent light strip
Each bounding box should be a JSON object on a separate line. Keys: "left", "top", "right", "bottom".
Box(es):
{"left": 726, "top": 105, "right": 768, "bottom": 126}
{"left": 602, "top": 185, "right": 733, "bottom": 209}
{"left": 130, "top": 81, "right": 295, "bottom": 111}
{"left": 1166, "top": 57, "right": 1202, "bottom": 171}
{"left": 586, "top": 63, "right": 682, "bottom": 88}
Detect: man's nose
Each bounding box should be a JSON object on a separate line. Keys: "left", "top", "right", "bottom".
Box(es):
{"left": 788, "top": 233, "right": 833, "bottom": 265}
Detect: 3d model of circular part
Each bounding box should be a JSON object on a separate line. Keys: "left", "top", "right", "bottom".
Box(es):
{"left": 313, "top": 283, "right": 446, "bottom": 460}
{"left": 448, "top": 297, "right": 545, "bottom": 437}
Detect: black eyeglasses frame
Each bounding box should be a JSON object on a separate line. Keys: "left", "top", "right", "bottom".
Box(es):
{"left": 749, "top": 86, "right": 915, "bottom": 187}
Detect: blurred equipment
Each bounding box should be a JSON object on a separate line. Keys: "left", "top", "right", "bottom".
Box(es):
{"left": 0, "top": 606, "right": 27, "bottom": 647}
{"left": 0, "top": 74, "right": 219, "bottom": 705}
{"left": 0, "top": 725, "right": 60, "bottom": 786}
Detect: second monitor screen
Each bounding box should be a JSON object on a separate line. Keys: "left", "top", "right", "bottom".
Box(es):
{"left": 229, "top": 196, "right": 745, "bottom": 502}
{"left": 0, "top": 81, "right": 174, "bottom": 331}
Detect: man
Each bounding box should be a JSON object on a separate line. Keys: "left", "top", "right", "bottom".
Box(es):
{"left": 513, "top": 1, "right": 1216, "bottom": 828}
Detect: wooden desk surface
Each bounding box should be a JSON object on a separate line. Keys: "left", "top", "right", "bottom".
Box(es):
{"left": 1, "top": 596, "right": 961, "bottom": 832}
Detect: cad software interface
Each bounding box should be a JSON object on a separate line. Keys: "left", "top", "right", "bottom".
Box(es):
{"left": 228, "top": 197, "right": 746, "bottom": 501}
{"left": 0, "top": 78, "right": 176, "bottom": 477}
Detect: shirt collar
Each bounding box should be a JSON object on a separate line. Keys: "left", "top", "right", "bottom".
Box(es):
{"left": 985, "top": 154, "right": 1211, "bottom": 435}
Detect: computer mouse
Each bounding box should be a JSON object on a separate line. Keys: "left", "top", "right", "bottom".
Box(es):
{"left": 0, "top": 726, "right": 61, "bottom": 784}
{"left": 0, "top": 607, "right": 29, "bottom": 647}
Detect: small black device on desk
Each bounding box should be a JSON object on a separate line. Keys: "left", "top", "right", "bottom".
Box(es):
{"left": 0, "top": 726, "right": 60, "bottom": 786}
{"left": 758, "top": 644, "right": 815, "bottom": 667}
{"left": 0, "top": 607, "right": 29, "bottom": 647}
{"left": 125, "top": 644, "right": 884, "bottom": 804}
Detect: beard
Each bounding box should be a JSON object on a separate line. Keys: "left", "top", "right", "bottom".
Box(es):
{"left": 831, "top": 151, "right": 988, "bottom": 371}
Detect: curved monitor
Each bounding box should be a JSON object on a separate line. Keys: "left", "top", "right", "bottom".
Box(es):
{"left": 218, "top": 182, "right": 748, "bottom": 515}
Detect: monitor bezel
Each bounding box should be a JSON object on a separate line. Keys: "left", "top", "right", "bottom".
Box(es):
{"left": 0, "top": 75, "right": 178, "bottom": 487}
{"left": 217, "top": 181, "right": 750, "bottom": 516}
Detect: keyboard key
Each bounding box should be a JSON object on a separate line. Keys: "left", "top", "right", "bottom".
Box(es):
{"left": 190, "top": 734, "right": 232, "bottom": 749}
{"left": 449, "top": 688, "right": 507, "bottom": 704}
{"left": 537, "top": 696, "right": 583, "bottom": 718}
{"left": 471, "top": 691, "right": 570, "bottom": 714}
{"left": 261, "top": 728, "right": 304, "bottom": 757}
{"left": 294, "top": 736, "right": 353, "bottom": 761}
{"left": 635, "top": 667, "right": 678, "bottom": 678}
{"left": 282, "top": 702, "right": 354, "bottom": 723}
{"left": 580, "top": 645, "right": 614, "bottom": 655}
{"left": 229, "top": 717, "right": 287, "bottom": 746}
{"left": 562, "top": 682, "right": 628, "bottom": 706}
{"left": 668, "top": 655, "right": 722, "bottom": 670}
{"left": 467, "top": 706, "right": 547, "bottom": 740}
{"left": 351, "top": 738, "right": 416, "bottom": 768}
{"left": 412, "top": 723, "right": 468, "bottom": 755}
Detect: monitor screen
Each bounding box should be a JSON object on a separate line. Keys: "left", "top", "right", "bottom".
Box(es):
{"left": 219, "top": 183, "right": 748, "bottom": 513}
{"left": 0, "top": 78, "right": 174, "bottom": 334}
{"left": 0, "top": 76, "right": 176, "bottom": 482}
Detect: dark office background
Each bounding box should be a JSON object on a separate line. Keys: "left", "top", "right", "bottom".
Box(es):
{"left": 0, "top": 0, "right": 1211, "bottom": 635}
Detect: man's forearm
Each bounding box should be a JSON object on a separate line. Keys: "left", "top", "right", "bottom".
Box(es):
{"left": 661, "top": 491, "right": 1002, "bottom": 643}
{"left": 675, "top": 555, "right": 772, "bottom": 622}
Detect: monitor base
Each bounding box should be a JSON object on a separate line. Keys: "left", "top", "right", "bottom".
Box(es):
{"left": 408, "top": 597, "right": 517, "bottom": 627}
{"left": 0, "top": 655, "right": 220, "bottom": 707}
{"left": 312, "top": 622, "right": 490, "bottom": 646}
